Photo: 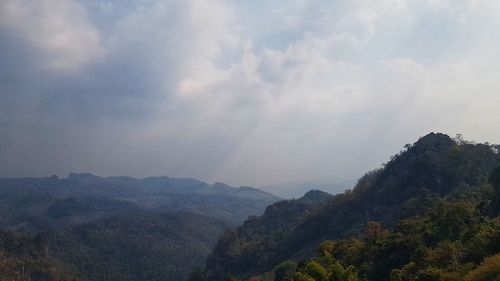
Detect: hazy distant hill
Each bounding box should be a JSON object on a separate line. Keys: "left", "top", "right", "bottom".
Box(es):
{"left": 262, "top": 179, "right": 354, "bottom": 199}
{"left": 0, "top": 174, "right": 280, "bottom": 281}
{"left": 199, "top": 133, "right": 500, "bottom": 280}
{"left": 0, "top": 174, "right": 279, "bottom": 231}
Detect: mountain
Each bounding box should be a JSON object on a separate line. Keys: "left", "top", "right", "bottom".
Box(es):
{"left": 0, "top": 174, "right": 279, "bottom": 231}
{"left": 204, "top": 190, "right": 333, "bottom": 280}
{"left": 198, "top": 133, "right": 500, "bottom": 280}
{"left": 0, "top": 174, "right": 280, "bottom": 281}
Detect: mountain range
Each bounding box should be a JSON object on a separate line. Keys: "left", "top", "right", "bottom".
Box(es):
{"left": 2, "top": 132, "right": 500, "bottom": 281}
{"left": 0, "top": 174, "right": 279, "bottom": 280}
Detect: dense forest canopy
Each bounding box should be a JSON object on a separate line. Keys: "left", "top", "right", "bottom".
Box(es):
{"left": 0, "top": 174, "right": 278, "bottom": 281}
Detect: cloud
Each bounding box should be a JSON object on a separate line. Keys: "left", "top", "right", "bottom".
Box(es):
{"left": 0, "top": 0, "right": 104, "bottom": 72}
{"left": 1, "top": 0, "right": 500, "bottom": 187}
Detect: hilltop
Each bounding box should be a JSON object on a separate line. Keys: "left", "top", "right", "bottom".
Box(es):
{"left": 197, "top": 133, "right": 500, "bottom": 280}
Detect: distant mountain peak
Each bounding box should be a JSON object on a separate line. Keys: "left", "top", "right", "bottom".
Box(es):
{"left": 297, "top": 189, "right": 332, "bottom": 205}
{"left": 411, "top": 132, "right": 455, "bottom": 150}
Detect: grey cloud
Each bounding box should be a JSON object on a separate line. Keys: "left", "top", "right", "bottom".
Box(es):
{"left": 0, "top": 0, "right": 103, "bottom": 71}
{"left": 1, "top": 0, "right": 500, "bottom": 188}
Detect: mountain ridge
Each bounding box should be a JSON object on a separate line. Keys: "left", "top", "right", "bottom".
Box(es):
{"left": 198, "top": 132, "right": 500, "bottom": 280}
{"left": 0, "top": 173, "right": 280, "bottom": 281}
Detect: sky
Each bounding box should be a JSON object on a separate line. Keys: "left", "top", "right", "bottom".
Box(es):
{"left": 1, "top": 0, "right": 500, "bottom": 187}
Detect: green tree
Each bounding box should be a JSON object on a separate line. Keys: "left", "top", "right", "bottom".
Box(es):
{"left": 463, "top": 254, "right": 500, "bottom": 281}
{"left": 304, "top": 260, "right": 328, "bottom": 281}
{"left": 275, "top": 261, "right": 298, "bottom": 281}
{"left": 329, "top": 262, "right": 359, "bottom": 281}
{"left": 293, "top": 272, "right": 315, "bottom": 281}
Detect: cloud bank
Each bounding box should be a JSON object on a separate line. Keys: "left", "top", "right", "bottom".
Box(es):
{"left": 1, "top": 0, "right": 500, "bottom": 187}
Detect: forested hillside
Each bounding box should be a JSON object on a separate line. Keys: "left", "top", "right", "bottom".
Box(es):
{"left": 0, "top": 230, "right": 78, "bottom": 281}
{"left": 2, "top": 132, "right": 500, "bottom": 281}
{"left": 0, "top": 175, "right": 279, "bottom": 281}
{"left": 276, "top": 194, "right": 500, "bottom": 281}
{"left": 46, "top": 213, "right": 230, "bottom": 281}
{"left": 196, "top": 133, "right": 500, "bottom": 280}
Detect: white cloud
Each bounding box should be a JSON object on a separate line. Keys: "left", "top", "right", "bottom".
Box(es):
{"left": 1, "top": 0, "right": 500, "bottom": 186}
{"left": 0, "top": 0, "right": 103, "bottom": 72}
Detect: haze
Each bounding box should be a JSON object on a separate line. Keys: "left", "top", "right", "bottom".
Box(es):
{"left": 1, "top": 0, "right": 499, "bottom": 187}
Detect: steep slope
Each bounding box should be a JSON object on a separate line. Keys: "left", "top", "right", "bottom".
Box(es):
{"left": 201, "top": 133, "right": 500, "bottom": 280}
{"left": 278, "top": 198, "right": 500, "bottom": 281}
{"left": 205, "top": 190, "right": 333, "bottom": 280}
